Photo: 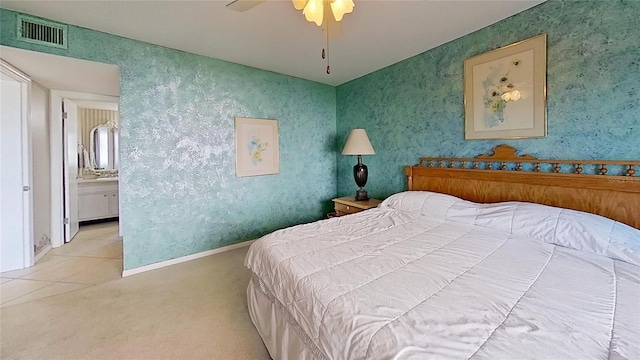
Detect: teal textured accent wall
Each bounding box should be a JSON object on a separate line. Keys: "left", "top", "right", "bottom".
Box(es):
{"left": 336, "top": 0, "right": 640, "bottom": 199}
{"left": 1, "top": 9, "right": 337, "bottom": 269}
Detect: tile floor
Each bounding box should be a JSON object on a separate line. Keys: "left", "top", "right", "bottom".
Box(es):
{"left": 0, "top": 221, "right": 122, "bottom": 308}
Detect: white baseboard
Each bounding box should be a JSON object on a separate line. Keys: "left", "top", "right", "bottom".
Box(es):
{"left": 121, "top": 239, "right": 256, "bottom": 277}
{"left": 34, "top": 245, "right": 52, "bottom": 263}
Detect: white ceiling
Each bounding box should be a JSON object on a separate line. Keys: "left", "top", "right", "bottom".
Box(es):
{"left": 0, "top": 0, "right": 544, "bottom": 86}
{"left": 1, "top": 45, "right": 120, "bottom": 96}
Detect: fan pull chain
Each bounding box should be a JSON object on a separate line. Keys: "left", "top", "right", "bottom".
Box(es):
{"left": 322, "top": 20, "right": 330, "bottom": 74}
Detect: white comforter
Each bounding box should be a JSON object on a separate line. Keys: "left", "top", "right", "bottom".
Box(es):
{"left": 245, "top": 198, "right": 640, "bottom": 359}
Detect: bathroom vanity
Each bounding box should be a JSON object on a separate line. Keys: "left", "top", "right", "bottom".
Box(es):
{"left": 77, "top": 119, "right": 120, "bottom": 222}
{"left": 78, "top": 178, "right": 119, "bottom": 221}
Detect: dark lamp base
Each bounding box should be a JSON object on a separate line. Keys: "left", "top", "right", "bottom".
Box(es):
{"left": 355, "top": 189, "right": 369, "bottom": 201}
{"left": 353, "top": 155, "right": 369, "bottom": 201}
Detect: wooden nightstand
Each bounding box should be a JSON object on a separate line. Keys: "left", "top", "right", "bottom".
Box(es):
{"left": 332, "top": 196, "right": 382, "bottom": 217}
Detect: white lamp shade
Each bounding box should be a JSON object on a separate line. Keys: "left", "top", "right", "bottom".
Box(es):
{"left": 342, "top": 128, "right": 375, "bottom": 155}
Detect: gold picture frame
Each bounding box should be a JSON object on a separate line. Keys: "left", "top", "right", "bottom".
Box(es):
{"left": 235, "top": 117, "right": 279, "bottom": 177}
{"left": 464, "top": 34, "right": 547, "bottom": 140}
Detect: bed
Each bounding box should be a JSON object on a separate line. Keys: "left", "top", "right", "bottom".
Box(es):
{"left": 245, "top": 145, "right": 640, "bottom": 360}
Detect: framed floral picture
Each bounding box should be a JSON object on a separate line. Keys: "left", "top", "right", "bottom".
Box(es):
{"left": 235, "top": 117, "right": 279, "bottom": 177}
{"left": 464, "top": 34, "right": 547, "bottom": 140}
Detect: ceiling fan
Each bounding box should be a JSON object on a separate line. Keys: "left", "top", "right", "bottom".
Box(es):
{"left": 226, "top": 0, "right": 266, "bottom": 12}
{"left": 226, "top": 0, "right": 355, "bottom": 74}
{"left": 226, "top": 0, "right": 353, "bottom": 40}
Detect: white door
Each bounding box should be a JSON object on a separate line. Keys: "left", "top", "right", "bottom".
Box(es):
{"left": 49, "top": 91, "right": 119, "bottom": 248}
{"left": 0, "top": 62, "right": 33, "bottom": 272}
{"left": 63, "top": 99, "right": 79, "bottom": 242}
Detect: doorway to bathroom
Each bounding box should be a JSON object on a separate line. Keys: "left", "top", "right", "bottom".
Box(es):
{"left": 0, "top": 45, "right": 121, "bottom": 271}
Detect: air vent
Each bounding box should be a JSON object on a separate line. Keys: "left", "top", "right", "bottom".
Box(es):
{"left": 17, "top": 15, "right": 67, "bottom": 49}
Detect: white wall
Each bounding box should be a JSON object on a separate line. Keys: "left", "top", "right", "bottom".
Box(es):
{"left": 31, "top": 81, "right": 51, "bottom": 256}
{"left": 1, "top": 75, "right": 27, "bottom": 271}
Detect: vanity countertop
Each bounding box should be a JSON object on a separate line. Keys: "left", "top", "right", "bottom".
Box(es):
{"left": 78, "top": 177, "right": 119, "bottom": 184}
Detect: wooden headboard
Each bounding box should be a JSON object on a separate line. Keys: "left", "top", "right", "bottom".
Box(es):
{"left": 405, "top": 145, "right": 640, "bottom": 229}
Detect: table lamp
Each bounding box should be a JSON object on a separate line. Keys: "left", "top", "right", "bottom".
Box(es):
{"left": 342, "top": 128, "right": 375, "bottom": 201}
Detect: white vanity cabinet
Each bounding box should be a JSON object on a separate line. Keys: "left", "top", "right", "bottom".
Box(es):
{"left": 78, "top": 179, "right": 119, "bottom": 221}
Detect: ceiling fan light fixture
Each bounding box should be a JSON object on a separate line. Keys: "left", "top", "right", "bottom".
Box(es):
{"left": 291, "top": 0, "right": 355, "bottom": 74}
{"left": 329, "top": 0, "right": 354, "bottom": 21}
{"left": 303, "top": 0, "right": 324, "bottom": 26}
{"left": 292, "top": 0, "right": 307, "bottom": 11}
{"left": 293, "top": 0, "right": 354, "bottom": 26}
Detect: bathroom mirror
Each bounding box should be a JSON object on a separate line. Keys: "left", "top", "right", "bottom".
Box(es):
{"left": 89, "top": 122, "right": 119, "bottom": 175}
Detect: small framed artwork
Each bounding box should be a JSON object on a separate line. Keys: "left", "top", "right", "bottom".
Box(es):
{"left": 464, "top": 34, "right": 547, "bottom": 140}
{"left": 235, "top": 117, "right": 279, "bottom": 177}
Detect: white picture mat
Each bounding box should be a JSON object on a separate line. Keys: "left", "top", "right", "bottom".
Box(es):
{"left": 235, "top": 117, "right": 279, "bottom": 177}
{"left": 464, "top": 34, "right": 547, "bottom": 140}
{"left": 472, "top": 49, "right": 534, "bottom": 132}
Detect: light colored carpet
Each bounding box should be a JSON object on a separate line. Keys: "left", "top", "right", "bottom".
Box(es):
{"left": 0, "top": 246, "right": 271, "bottom": 360}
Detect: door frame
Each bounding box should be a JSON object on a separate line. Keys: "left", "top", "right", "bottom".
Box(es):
{"left": 0, "top": 59, "right": 34, "bottom": 268}
{"left": 49, "top": 90, "right": 119, "bottom": 248}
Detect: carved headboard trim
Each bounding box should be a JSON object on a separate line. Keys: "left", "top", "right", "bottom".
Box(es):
{"left": 405, "top": 145, "right": 640, "bottom": 229}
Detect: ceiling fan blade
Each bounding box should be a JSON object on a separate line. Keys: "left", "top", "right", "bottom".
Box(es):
{"left": 226, "top": 0, "right": 266, "bottom": 12}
